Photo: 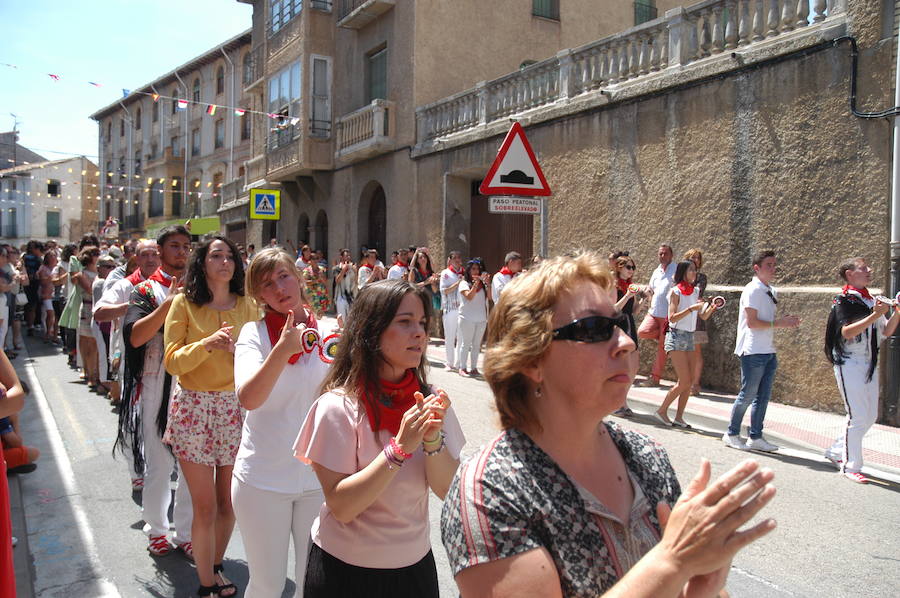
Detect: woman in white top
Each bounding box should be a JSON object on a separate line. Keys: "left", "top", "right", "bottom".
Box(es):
{"left": 233, "top": 248, "right": 337, "bottom": 597}
{"left": 456, "top": 259, "right": 492, "bottom": 377}
{"left": 293, "top": 279, "right": 464, "bottom": 598}
{"left": 654, "top": 260, "right": 718, "bottom": 428}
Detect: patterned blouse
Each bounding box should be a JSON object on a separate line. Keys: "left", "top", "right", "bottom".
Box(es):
{"left": 440, "top": 423, "right": 681, "bottom": 597}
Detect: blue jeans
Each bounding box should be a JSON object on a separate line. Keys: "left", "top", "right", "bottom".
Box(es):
{"left": 727, "top": 353, "right": 777, "bottom": 439}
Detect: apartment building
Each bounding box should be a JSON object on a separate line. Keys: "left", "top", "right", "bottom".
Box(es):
{"left": 90, "top": 31, "right": 253, "bottom": 242}
{"left": 0, "top": 156, "right": 100, "bottom": 245}
{"left": 236, "top": 0, "right": 681, "bottom": 259}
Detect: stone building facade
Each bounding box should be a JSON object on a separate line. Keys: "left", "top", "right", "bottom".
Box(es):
{"left": 0, "top": 156, "right": 100, "bottom": 245}
{"left": 90, "top": 31, "right": 253, "bottom": 242}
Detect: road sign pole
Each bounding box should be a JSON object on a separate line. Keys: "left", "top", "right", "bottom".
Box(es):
{"left": 540, "top": 198, "right": 548, "bottom": 258}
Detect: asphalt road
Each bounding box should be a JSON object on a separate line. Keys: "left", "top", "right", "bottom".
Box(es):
{"left": 14, "top": 337, "right": 900, "bottom": 597}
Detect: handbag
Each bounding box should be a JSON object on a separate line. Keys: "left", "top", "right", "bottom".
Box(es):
{"left": 15, "top": 291, "right": 27, "bottom": 307}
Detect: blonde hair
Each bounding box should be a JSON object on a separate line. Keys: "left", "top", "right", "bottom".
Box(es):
{"left": 484, "top": 250, "right": 613, "bottom": 432}
{"left": 244, "top": 247, "right": 308, "bottom": 307}
{"left": 683, "top": 248, "right": 703, "bottom": 269}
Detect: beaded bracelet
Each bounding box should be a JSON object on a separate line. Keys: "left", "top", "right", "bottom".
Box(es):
{"left": 423, "top": 432, "right": 446, "bottom": 457}
{"left": 390, "top": 437, "right": 413, "bottom": 460}
{"left": 382, "top": 445, "right": 405, "bottom": 470}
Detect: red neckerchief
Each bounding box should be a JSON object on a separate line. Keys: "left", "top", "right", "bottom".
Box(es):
{"left": 499, "top": 267, "right": 515, "bottom": 277}
{"left": 360, "top": 264, "right": 373, "bottom": 271}
{"left": 148, "top": 267, "right": 174, "bottom": 288}
{"left": 125, "top": 269, "right": 146, "bottom": 286}
{"left": 361, "top": 369, "right": 419, "bottom": 435}
{"left": 264, "top": 308, "right": 317, "bottom": 364}
{"left": 616, "top": 277, "right": 631, "bottom": 296}
{"left": 676, "top": 281, "right": 695, "bottom": 296}
{"left": 449, "top": 265, "right": 464, "bottom": 276}
{"left": 393, "top": 261, "right": 405, "bottom": 268}
{"left": 842, "top": 285, "right": 872, "bottom": 301}
{"left": 417, "top": 266, "right": 430, "bottom": 278}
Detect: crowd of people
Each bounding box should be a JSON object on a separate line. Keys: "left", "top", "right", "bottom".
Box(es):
{"left": 0, "top": 229, "right": 897, "bottom": 598}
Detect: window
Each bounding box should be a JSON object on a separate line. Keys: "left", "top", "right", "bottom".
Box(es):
{"left": 171, "top": 135, "right": 180, "bottom": 157}
{"left": 192, "top": 128, "right": 201, "bottom": 157}
{"left": 216, "top": 66, "right": 225, "bottom": 96}
{"left": 152, "top": 99, "right": 159, "bottom": 122}
{"left": 268, "top": 60, "right": 302, "bottom": 114}
{"left": 135, "top": 107, "right": 142, "bottom": 130}
{"left": 171, "top": 177, "right": 183, "bottom": 217}
{"left": 192, "top": 78, "right": 201, "bottom": 103}
{"left": 213, "top": 172, "right": 224, "bottom": 202}
{"left": 105, "top": 161, "right": 112, "bottom": 181}
{"left": 134, "top": 151, "right": 141, "bottom": 175}
{"left": 150, "top": 143, "right": 158, "bottom": 159}
{"left": 149, "top": 181, "right": 164, "bottom": 218}
{"left": 242, "top": 52, "right": 253, "bottom": 86}
{"left": 215, "top": 119, "right": 225, "bottom": 149}
{"left": 106, "top": 122, "right": 111, "bottom": 142}
{"left": 47, "top": 179, "right": 61, "bottom": 197}
{"left": 532, "top": 0, "right": 559, "bottom": 20}
{"left": 120, "top": 118, "right": 125, "bottom": 136}
{"left": 46, "top": 211, "right": 60, "bottom": 238}
{"left": 270, "top": 0, "right": 303, "bottom": 35}
{"left": 310, "top": 56, "right": 332, "bottom": 137}
{"left": 6, "top": 208, "right": 17, "bottom": 238}
{"left": 238, "top": 166, "right": 245, "bottom": 178}
{"left": 240, "top": 112, "right": 251, "bottom": 141}
{"left": 172, "top": 88, "right": 179, "bottom": 114}
{"left": 367, "top": 48, "right": 387, "bottom": 103}
{"left": 634, "top": 0, "right": 657, "bottom": 25}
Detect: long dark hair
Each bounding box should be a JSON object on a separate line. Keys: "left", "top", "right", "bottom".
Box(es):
{"left": 673, "top": 260, "right": 694, "bottom": 284}
{"left": 184, "top": 235, "right": 245, "bottom": 306}
{"left": 410, "top": 249, "right": 433, "bottom": 277}
{"left": 320, "top": 279, "right": 432, "bottom": 431}
{"left": 464, "top": 258, "right": 485, "bottom": 284}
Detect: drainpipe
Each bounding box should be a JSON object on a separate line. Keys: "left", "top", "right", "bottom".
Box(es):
{"left": 221, "top": 46, "right": 235, "bottom": 184}
{"left": 887, "top": 32, "right": 900, "bottom": 426}
{"left": 174, "top": 71, "right": 190, "bottom": 217}
{"left": 118, "top": 100, "right": 133, "bottom": 231}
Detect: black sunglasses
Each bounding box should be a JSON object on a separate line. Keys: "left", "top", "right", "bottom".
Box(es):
{"left": 623, "top": 265, "right": 636, "bottom": 270}
{"left": 766, "top": 290, "right": 778, "bottom": 305}
{"left": 552, "top": 314, "right": 633, "bottom": 343}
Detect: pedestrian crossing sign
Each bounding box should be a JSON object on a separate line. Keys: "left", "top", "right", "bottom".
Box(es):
{"left": 249, "top": 189, "right": 281, "bottom": 220}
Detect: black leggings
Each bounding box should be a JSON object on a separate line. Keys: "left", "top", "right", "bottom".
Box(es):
{"left": 303, "top": 543, "right": 439, "bottom": 598}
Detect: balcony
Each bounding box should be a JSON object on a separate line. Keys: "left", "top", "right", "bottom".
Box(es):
{"left": 243, "top": 44, "right": 265, "bottom": 92}
{"left": 337, "top": 0, "right": 394, "bottom": 29}
{"left": 219, "top": 177, "right": 248, "bottom": 209}
{"left": 145, "top": 146, "right": 183, "bottom": 169}
{"left": 335, "top": 99, "right": 394, "bottom": 162}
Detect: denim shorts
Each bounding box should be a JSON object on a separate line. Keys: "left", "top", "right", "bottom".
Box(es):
{"left": 664, "top": 328, "right": 694, "bottom": 352}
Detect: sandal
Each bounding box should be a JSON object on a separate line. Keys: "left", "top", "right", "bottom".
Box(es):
{"left": 175, "top": 540, "right": 194, "bottom": 561}
{"left": 213, "top": 564, "right": 237, "bottom": 598}
{"left": 197, "top": 585, "right": 218, "bottom": 597}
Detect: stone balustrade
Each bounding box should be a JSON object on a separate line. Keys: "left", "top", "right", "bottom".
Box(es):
{"left": 335, "top": 99, "right": 394, "bottom": 161}
{"left": 416, "top": 0, "right": 846, "bottom": 147}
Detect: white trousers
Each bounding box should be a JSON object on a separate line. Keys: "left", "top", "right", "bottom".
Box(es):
{"left": 457, "top": 316, "right": 486, "bottom": 372}
{"left": 90, "top": 321, "right": 109, "bottom": 382}
{"left": 335, "top": 294, "right": 351, "bottom": 321}
{"left": 442, "top": 309, "right": 459, "bottom": 368}
{"left": 141, "top": 371, "right": 193, "bottom": 541}
{"left": 232, "top": 477, "right": 324, "bottom": 598}
{"left": 827, "top": 362, "right": 880, "bottom": 474}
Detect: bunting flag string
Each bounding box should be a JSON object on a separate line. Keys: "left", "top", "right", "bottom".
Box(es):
{"left": 0, "top": 61, "right": 293, "bottom": 121}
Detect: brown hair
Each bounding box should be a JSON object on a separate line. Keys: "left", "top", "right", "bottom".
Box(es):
{"left": 614, "top": 255, "right": 635, "bottom": 279}
{"left": 78, "top": 246, "right": 100, "bottom": 266}
{"left": 484, "top": 250, "right": 613, "bottom": 433}
{"left": 244, "top": 247, "right": 308, "bottom": 306}
{"left": 838, "top": 257, "right": 867, "bottom": 282}
{"left": 320, "top": 279, "right": 432, "bottom": 431}
{"left": 683, "top": 248, "right": 703, "bottom": 269}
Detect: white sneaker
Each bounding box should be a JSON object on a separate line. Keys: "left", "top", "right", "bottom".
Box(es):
{"left": 722, "top": 433, "right": 750, "bottom": 451}
{"left": 824, "top": 452, "right": 843, "bottom": 470}
{"left": 747, "top": 437, "right": 779, "bottom": 452}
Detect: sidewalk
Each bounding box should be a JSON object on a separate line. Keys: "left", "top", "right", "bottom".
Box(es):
{"left": 426, "top": 338, "right": 900, "bottom": 480}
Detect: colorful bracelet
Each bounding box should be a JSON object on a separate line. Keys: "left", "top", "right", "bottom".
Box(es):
{"left": 390, "top": 437, "right": 413, "bottom": 460}
{"left": 382, "top": 445, "right": 405, "bottom": 470}
{"left": 423, "top": 432, "right": 446, "bottom": 456}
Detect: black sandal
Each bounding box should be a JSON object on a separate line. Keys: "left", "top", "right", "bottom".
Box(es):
{"left": 197, "top": 584, "right": 218, "bottom": 597}
{"left": 213, "top": 564, "right": 236, "bottom": 598}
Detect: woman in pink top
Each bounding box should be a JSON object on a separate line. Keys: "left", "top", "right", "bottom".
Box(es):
{"left": 294, "top": 279, "right": 465, "bottom": 597}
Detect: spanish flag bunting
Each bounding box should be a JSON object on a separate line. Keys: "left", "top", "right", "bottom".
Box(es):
{"left": 207, "top": 104, "right": 217, "bottom": 115}
{"left": 234, "top": 108, "right": 245, "bottom": 117}
{"left": 176, "top": 99, "right": 188, "bottom": 110}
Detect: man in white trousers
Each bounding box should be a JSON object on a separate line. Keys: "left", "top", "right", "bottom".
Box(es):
{"left": 824, "top": 258, "right": 900, "bottom": 483}
{"left": 440, "top": 251, "right": 464, "bottom": 372}
{"left": 119, "top": 226, "right": 194, "bottom": 558}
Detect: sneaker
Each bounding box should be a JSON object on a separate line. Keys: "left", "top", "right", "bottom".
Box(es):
{"left": 824, "top": 453, "right": 843, "bottom": 470}
{"left": 722, "top": 433, "right": 750, "bottom": 451}
{"left": 747, "top": 437, "right": 779, "bottom": 453}
{"left": 459, "top": 369, "right": 469, "bottom": 377}
{"left": 843, "top": 471, "right": 869, "bottom": 484}
{"left": 148, "top": 534, "right": 173, "bottom": 556}
{"left": 444, "top": 364, "right": 457, "bottom": 372}
{"left": 470, "top": 369, "right": 481, "bottom": 377}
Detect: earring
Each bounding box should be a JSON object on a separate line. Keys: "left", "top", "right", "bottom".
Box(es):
{"left": 534, "top": 385, "right": 542, "bottom": 399}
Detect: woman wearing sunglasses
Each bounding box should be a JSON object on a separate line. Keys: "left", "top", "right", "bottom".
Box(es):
{"left": 654, "top": 260, "right": 719, "bottom": 428}
{"left": 441, "top": 251, "right": 776, "bottom": 598}
{"left": 612, "top": 255, "right": 645, "bottom": 417}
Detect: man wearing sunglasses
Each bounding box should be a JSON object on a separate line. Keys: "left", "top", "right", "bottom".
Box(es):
{"left": 724, "top": 250, "right": 800, "bottom": 452}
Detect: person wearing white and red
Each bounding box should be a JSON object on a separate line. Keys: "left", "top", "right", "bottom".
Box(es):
{"left": 457, "top": 259, "right": 491, "bottom": 377}
{"left": 824, "top": 258, "right": 900, "bottom": 483}
{"left": 387, "top": 248, "right": 410, "bottom": 280}
{"left": 439, "top": 251, "right": 464, "bottom": 371}
{"left": 118, "top": 227, "right": 194, "bottom": 559}
{"left": 295, "top": 245, "right": 312, "bottom": 272}
{"left": 357, "top": 249, "right": 385, "bottom": 290}
{"left": 637, "top": 244, "right": 676, "bottom": 386}
{"left": 234, "top": 248, "right": 338, "bottom": 596}
{"left": 491, "top": 251, "right": 522, "bottom": 301}
{"left": 654, "top": 261, "right": 718, "bottom": 428}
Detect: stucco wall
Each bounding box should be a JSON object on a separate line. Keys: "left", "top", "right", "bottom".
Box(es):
{"left": 413, "top": 34, "right": 895, "bottom": 414}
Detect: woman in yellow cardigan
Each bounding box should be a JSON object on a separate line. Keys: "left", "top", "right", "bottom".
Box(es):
{"left": 164, "top": 235, "right": 259, "bottom": 598}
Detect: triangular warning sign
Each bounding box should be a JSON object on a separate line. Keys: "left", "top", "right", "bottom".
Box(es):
{"left": 479, "top": 122, "right": 551, "bottom": 197}
{"left": 256, "top": 194, "right": 274, "bottom": 212}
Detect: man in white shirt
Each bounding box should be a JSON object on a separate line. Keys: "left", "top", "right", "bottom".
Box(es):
{"left": 439, "top": 251, "right": 464, "bottom": 371}
{"left": 387, "top": 248, "right": 410, "bottom": 280}
{"left": 357, "top": 249, "right": 385, "bottom": 289}
{"left": 637, "top": 244, "right": 676, "bottom": 386}
{"left": 295, "top": 244, "right": 311, "bottom": 272}
{"left": 492, "top": 251, "right": 523, "bottom": 300}
{"left": 723, "top": 250, "right": 800, "bottom": 452}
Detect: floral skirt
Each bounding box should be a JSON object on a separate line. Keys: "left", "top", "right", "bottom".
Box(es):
{"left": 163, "top": 388, "right": 243, "bottom": 467}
